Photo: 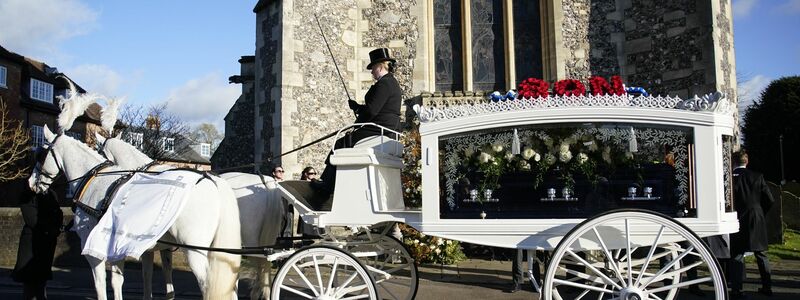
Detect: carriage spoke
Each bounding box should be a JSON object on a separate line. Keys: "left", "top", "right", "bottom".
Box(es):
{"left": 327, "top": 257, "right": 340, "bottom": 292}
{"left": 592, "top": 227, "right": 626, "bottom": 287}
{"left": 279, "top": 284, "right": 315, "bottom": 299}
{"left": 379, "top": 282, "right": 401, "bottom": 300}
{"left": 552, "top": 278, "right": 617, "bottom": 294}
{"left": 646, "top": 276, "right": 712, "bottom": 294}
{"left": 641, "top": 245, "right": 694, "bottom": 288}
{"left": 341, "top": 294, "right": 372, "bottom": 300}
{"left": 566, "top": 249, "right": 624, "bottom": 290}
{"left": 634, "top": 225, "right": 665, "bottom": 287}
{"left": 292, "top": 264, "right": 320, "bottom": 296}
{"left": 313, "top": 256, "right": 326, "bottom": 294}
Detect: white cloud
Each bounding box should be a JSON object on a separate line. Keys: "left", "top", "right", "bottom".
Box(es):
{"left": 66, "top": 64, "right": 124, "bottom": 96}
{"left": 164, "top": 73, "right": 240, "bottom": 132}
{"left": 0, "top": 0, "right": 98, "bottom": 60}
{"left": 738, "top": 74, "right": 771, "bottom": 116}
{"left": 733, "top": 0, "right": 759, "bottom": 18}
{"left": 778, "top": 0, "right": 800, "bottom": 14}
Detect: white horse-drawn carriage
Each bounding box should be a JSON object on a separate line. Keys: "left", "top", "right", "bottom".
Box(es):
{"left": 30, "top": 87, "right": 738, "bottom": 300}
{"left": 266, "top": 91, "right": 737, "bottom": 300}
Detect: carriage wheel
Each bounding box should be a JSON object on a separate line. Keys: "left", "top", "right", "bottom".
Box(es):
{"left": 345, "top": 234, "right": 419, "bottom": 300}
{"left": 543, "top": 209, "right": 727, "bottom": 300}
{"left": 271, "top": 245, "right": 378, "bottom": 300}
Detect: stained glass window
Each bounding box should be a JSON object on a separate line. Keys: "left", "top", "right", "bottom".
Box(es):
{"left": 470, "top": 0, "right": 505, "bottom": 92}
{"left": 434, "top": 0, "right": 464, "bottom": 92}
{"left": 513, "top": 0, "right": 543, "bottom": 83}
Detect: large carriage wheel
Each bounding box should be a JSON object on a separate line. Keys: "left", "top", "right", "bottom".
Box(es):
{"left": 271, "top": 245, "right": 378, "bottom": 300}
{"left": 543, "top": 209, "right": 727, "bottom": 300}
{"left": 345, "top": 234, "right": 419, "bottom": 300}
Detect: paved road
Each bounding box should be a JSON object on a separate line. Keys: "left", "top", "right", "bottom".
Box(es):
{"left": 2, "top": 258, "right": 799, "bottom": 299}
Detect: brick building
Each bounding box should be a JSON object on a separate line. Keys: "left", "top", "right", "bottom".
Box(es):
{"left": 0, "top": 44, "right": 105, "bottom": 207}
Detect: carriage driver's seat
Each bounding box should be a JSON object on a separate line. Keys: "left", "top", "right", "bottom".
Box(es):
{"left": 326, "top": 135, "right": 406, "bottom": 212}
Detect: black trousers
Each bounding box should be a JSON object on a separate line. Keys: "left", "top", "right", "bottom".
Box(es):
{"left": 319, "top": 128, "right": 396, "bottom": 188}
{"left": 512, "top": 249, "right": 543, "bottom": 286}
{"left": 730, "top": 250, "right": 771, "bottom": 292}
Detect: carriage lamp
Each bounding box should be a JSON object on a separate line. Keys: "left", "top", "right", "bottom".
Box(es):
{"left": 628, "top": 187, "right": 638, "bottom": 198}
{"left": 547, "top": 188, "right": 556, "bottom": 199}
{"left": 644, "top": 187, "right": 653, "bottom": 198}
{"left": 484, "top": 189, "right": 496, "bottom": 202}
{"left": 469, "top": 189, "right": 478, "bottom": 202}
{"left": 562, "top": 187, "right": 572, "bottom": 199}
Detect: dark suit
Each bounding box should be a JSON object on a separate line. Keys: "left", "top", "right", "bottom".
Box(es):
{"left": 730, "top": 166, "right": 775, "bottom": 293}
{"left": 319, "top": 73, "right": 402, "bottom": 187}
{"left": 12, "top": 189, "right": 63, "bottom": 299}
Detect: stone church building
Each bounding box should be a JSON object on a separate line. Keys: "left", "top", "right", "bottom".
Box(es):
{"left": 212, "top": 0, "right": 737, "bottom": 178}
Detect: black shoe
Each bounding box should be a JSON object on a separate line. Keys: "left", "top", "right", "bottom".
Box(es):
{"left": 758, "top": 287, "right": 773, "bottom": 296}
{"left": 687, "top": 286, "right": 705, "bottom": 297}
{"left": 504, "top": 283, "right": 521, "bottom": 293}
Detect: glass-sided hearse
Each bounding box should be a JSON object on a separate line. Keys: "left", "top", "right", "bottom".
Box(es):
{"left": 272, "top": 91, "right": 737, "bottom": 300}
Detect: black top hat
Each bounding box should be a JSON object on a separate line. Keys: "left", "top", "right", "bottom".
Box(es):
{"left": 367, "top": 48, "right": 396, "bottom": 70}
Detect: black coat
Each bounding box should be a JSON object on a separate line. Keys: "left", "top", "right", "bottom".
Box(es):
{"left": 11, "top": 190, "right": 62, "bottom": 283}
{"left": 354, "top": 73, "right": 402, "bottom": 136}
{"left": 730, "top": 167, "right": 775, "bottom": 253}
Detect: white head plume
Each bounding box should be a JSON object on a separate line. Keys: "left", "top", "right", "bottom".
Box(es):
{"left": 101, "top": 98, "right": 124, "bottom": 134}
{"left": 56, "top": 76, "right": 102, "bottom": 133}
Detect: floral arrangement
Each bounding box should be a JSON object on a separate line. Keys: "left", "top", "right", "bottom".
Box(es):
{"left": 398, "top": 223, "right": 466, "bottom": 265}
{"left": 589, "top": 75, "right": 626, "bottom": 96}
{"left": 400, "top": 121, "right": 422, "bottom": 207}
{"left": 516, "top": 77, "right": 550, "bottom": 99}
{"left": 554, "top": 79, "right": 587, "bottom": 96}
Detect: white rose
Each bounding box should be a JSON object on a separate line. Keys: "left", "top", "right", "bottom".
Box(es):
{"left": 413, "top": 239, "right": 419, "bottom": 244}
{"left": 578, "top": 153, "right": 588, "bottom": 164}
{"left": 564, "top": 137, "right": 577, "bottom": 145}
{"left": 586, "top": 141, "right": 599, "bottom": 152}
{"left": 625, "top": 151, "right": 634, "bottom": 159}
{"left": 520, "top": 161, "right": 531, "bottom": 170}
{"left": 534, "top": 153, "right": 541, "bottom": 162}
{"left": 559, "top": 143, "right": 570, "bottom": 153}
{"left": 558, "top": 144, "right": 573, "bottom": 162}
{"left": 505, "top": 151, "right": 514, "bottom": 160}
{"left": 522, "top": 148, "right": 536, "bottom": 160}
{"left": 492, "top": 143, "right": 504, "bottom": 153}
{"left": 437, "top": 239, "right": 444, "bottom": 245}
{"left": 479, "top": 152, "right": 492, "bottom": 163}
{"left": 435, "top": 248, "right": 442, "bottom": 254}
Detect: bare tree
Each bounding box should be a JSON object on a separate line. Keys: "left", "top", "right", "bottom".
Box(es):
{"left": 190, "top": 123, "right": 223, "bottom": 152}
{"left": 0, "top": 97, "right": 30, "bottom": 182}
{"left": 119, "top": 102, "right": 190, "bottom": 160}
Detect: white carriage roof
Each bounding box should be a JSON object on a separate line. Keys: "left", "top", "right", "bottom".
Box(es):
{"left": 413, "top": 92, "right": 733, "bottom": 124}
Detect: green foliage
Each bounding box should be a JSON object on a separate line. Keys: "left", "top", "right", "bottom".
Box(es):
{"left": 399, "top": 224, "right": 466, "bottom": 265}
{"left": 742, "top": 76, "right": 800, "bottom": 182}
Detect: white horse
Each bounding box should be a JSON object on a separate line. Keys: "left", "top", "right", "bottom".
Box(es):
{"left": 96, "top": 132, "right": 285, "bottom": 299}
{"left": 29, "top": 125, "right": 241, "bottom": 300}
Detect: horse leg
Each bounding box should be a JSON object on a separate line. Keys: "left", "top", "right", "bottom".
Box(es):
{"left": 86, "top": 255, "right": 108, "bottom": 300}
{"left": 184, "top": 249, "right": 209, "bottom": 294}
{"left": 160, "top": 249, "right": 175, "bottom": 299}
{"left": 141, "top": 251, "right": 154, "bottom": 300}
{"left": 111, "top": 260, "right": 125, "bottom": 300}
{"left": 250, "top": 258, "right": 272, "bottom": 300}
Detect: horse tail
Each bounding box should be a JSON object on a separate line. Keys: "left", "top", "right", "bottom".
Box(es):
{"left": 205, "top": 179, "right": 241, "bottom": 300}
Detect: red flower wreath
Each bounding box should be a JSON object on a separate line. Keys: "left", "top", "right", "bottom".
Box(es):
{"left": 554, "top": 79, "right": 586, "bottom": 96}
{"left": 589, "top": 75, "right": 626, "bottom": 96}
{"left": 517, "top": 77, "right": 550, "bottom": 99}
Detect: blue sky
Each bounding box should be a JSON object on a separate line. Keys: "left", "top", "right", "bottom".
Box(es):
{"left": 1, "top": 0, "right": 798, "bottom": 131}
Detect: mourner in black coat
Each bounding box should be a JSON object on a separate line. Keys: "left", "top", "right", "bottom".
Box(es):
{"left": 314, "top": 48, "right": 402, "bottom": 195}
{"left": 11, "top": 188, "right": 63, "bottom": 299}
{"left": 729, "top": 150, "right": 775, "bottom": 298}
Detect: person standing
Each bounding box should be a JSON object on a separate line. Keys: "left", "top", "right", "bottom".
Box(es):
{"left": 312, "top": 48, "right": 402, "bottom": 196}
{"left": 729, "top": 150, "right": 775, "bottom": 298}
{"left": 11, "top": 188, "right": 63, "bottom": 300}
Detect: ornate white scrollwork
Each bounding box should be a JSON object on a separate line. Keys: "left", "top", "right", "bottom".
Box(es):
{"left": 416, "top": 93, "right": 732, "bottom": 123}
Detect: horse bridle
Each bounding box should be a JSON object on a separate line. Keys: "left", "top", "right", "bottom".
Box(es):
{"left": 32, "top": 134, "right": 65, "bottom": 190}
